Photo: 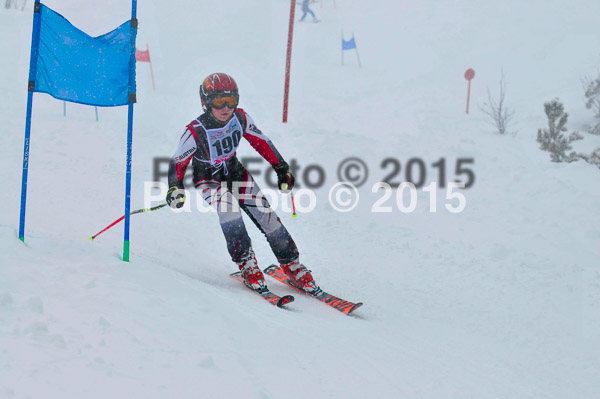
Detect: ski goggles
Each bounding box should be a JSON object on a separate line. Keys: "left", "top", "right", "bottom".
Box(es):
{"left": 209, "top": 96, "right": 239, "bottom": 109}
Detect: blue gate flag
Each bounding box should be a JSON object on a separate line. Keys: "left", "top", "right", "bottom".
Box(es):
{"left": 342, "top": 37, "right": 356, "bottom": 50}
{"left": 34, "top": 4, "right": 136, "bottom": 106}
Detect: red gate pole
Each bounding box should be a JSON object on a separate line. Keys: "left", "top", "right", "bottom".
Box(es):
{"left": 147, "top": 43, "right": 156, "bottom": 91}
{"left": 282, "top": 0, "right": 296, "bottom": 123}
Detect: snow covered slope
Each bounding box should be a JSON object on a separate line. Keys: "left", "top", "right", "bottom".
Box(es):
{"left": 1, "top": 1, "right": 599, "bottom": 398}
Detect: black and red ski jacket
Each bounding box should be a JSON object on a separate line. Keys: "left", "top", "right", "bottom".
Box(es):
{"left": 167, "top": 108, "right": 286, "bottom": 189}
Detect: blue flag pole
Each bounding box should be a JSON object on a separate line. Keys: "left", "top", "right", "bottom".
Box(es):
{"left": 341, "top": 30, "right": 344, "bottom": 66}
{"left": 352, "top": 33, "right": 361, "bottom": 68}
{"left": 19, "top": 1, "right": 42, "bottom": 242}
{"left": 123, "top": 0, "right": 138, "bottom": 262}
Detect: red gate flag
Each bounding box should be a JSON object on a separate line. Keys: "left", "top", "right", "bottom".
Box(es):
{"left": 135, "top": 43, "right": 155, "bottom": 91}
{"left": 135, "top": 48, "right": 150, "bottom": 62}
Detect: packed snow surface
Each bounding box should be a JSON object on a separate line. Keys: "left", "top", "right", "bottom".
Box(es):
{"left": 1, "top": 1, "right": 599, "bottom": 398}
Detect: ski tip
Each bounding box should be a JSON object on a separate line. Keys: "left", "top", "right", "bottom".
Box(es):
{"left": 277, "top": 295, "right": 295, "bottom": 307}
{"left": 346, "top": 302, "right": 364, "bottom": 315}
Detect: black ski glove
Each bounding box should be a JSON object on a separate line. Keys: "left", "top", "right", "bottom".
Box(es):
{"left": 166, "top": 185, "right": 186, "bottom": 209}
{"left": 274, "top": 162, "right": 295, "bottom": 193}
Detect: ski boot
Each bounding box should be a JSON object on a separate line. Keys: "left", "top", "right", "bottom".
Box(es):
{"left": 280, "top": 260, "right": 320, "bottom": 295}
{"left": 238, "top": 257, "right": 267, "bottom": 293}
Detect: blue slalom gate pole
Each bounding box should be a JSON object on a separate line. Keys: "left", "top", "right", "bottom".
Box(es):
{"left": 353, "top": 32, "right": 362, "bottom": 68}
{"left": 19, "top": 1, "right": 42, "bottom": 242}
{"left": 123, "top": 0, "right": 138, "bottom": 261}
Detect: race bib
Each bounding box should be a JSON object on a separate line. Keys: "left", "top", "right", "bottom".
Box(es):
{"left": 204, "top": 116, "right": 243, "bottom": 165}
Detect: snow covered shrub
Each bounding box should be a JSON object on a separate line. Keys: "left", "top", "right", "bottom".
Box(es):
{"left": 536, "top": 99, "right": 582, "bottom": 163}
{"left": 578, "top": 147, "right": 600, "bottom": 169}
{"left": 582, "top": 75, "right": 600, "bottom": 135}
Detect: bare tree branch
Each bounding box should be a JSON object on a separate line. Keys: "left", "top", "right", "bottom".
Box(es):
{"left": 479, "top": 73, "right": 515, "bottom": 134}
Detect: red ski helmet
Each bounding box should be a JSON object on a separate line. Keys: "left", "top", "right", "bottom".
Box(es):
{"left": 200, "top": 73, "right": 239, "bottom": 112}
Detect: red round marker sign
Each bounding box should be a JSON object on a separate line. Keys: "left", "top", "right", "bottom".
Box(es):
{"left": 464, "top": 68, "right": 475, "bottom": 80}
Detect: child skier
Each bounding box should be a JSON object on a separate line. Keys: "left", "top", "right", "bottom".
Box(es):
{"left": 166, "top": 73, "right": 319, "bottom": 295}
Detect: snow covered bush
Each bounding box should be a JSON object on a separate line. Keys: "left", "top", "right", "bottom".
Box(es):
{"left": 578, "top": 147, "right": 600, "bottom": 169}
{"left": 582, "top": 75, "right": 600, "bottom": 135}
{"left": 536, "top": 99, "right": 582, "bottom": 163}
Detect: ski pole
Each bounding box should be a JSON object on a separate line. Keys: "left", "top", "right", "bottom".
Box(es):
{"left": 89, "top": 202, "right": 167, "bottom": 241}
{"left": 281, "top": 184, "right": 298, "bottom": 218}
{"left": 290, "top": 191, "right": 297, "bottom": 218}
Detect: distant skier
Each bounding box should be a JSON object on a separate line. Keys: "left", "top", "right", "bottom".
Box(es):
{"left": 299, "top": 0, "right": 318, "bottom": 22}
{"left": 166, "top": 73, "right": 320, "bottom": 294}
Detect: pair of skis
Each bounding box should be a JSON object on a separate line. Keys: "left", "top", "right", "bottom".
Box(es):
{"left": 231, "top": 264, "right": 363, "bottom": 316}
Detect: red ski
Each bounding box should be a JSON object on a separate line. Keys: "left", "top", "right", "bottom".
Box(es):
{"left": 230, "top": 271, "right": 294, "bottom": 308}
{"left": 263, "top": 265, "right": 363, "bottom": 316}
